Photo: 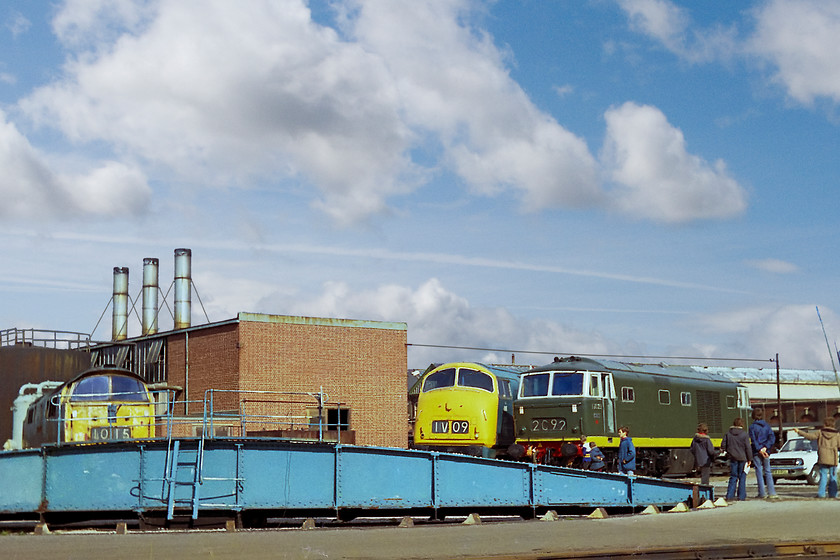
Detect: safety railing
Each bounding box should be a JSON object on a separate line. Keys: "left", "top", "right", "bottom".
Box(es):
{"left": 14, "top": 388, "right": 349, "bottom": 449}
{"left": 0, "top": 327, "right": 92, "bottom": 350}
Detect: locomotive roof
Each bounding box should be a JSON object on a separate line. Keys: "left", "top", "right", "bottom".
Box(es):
{"left": 526, "top": 356, "right": 738, "bottom": 384}
{"left": 408, "top": 362, "right": 533, "bottom": 395}
{"left": 45, "top": 366, "right": 146, "bottom": 396}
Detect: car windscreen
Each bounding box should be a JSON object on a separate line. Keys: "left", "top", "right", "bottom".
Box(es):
{"left": 781, "top": 438, "right": 818, "bottom": 452}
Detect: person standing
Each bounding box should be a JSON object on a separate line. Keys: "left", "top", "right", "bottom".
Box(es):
{"left": 690, "top": 423, "right": 716, "bottom": 485}
{"left": 794, "top": 417, "right": 840, "bottom": 498}
{"left": 617, "top": 426, "right": 636, "bottom": 475}
{"left": 589, "top": 441, "right": 605, "bottom": 471}
{"left": 721, "top": 417, "right": 753, "bottom": 501}
{"left": 749, "top": 409, "right": 778, "bottom": 499}
{"left": 580, "top": 436, "right": 592, "bottom": 470}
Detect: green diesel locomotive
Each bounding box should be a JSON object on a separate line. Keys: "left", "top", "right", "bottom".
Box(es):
{"left": 513, "top": 356, "right": 751, "bottom": 476}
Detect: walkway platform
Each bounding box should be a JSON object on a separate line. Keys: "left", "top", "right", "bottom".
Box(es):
{"left": 0, "top": 439, "right": 711, "bottom": 526}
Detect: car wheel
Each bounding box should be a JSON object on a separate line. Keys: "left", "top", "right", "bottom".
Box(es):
{"left": 806, "top": 466, "right": 820, "bottom": 485}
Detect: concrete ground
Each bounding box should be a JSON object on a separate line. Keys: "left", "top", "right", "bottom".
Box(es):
{"left": 3, "top": 477, "right": 836, "bottom": 560}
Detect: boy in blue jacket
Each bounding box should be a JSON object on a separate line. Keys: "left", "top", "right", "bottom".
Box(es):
{"left": 618, "top": 426, "right": 636, "bottom": 475}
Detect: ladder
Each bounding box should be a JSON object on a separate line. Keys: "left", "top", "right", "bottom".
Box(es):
{"left": 164, "top": 438, "right": 204, "bottom": 520}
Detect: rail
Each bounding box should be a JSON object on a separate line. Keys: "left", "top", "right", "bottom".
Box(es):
{"left": 0, "top": 328, "right": 92, "bottom": 350}
{"left": 31, "top": 387, "right": 350, "bottom": 447}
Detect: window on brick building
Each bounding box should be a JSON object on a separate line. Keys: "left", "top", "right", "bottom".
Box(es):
{"left": 327, "top": 408, "right": 350, "bottom": 431}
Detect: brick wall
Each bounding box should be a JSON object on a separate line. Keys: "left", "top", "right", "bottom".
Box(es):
{"left": 166, "top": 323, "right": 240, "bottom": 417}
{"left": 238, "top": 316, "right": 407, "bottom": 447}
{"left": 165, "top": 315, "right": 408, "bottom": 448}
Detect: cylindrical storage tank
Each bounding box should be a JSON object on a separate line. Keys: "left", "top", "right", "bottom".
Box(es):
{"left": 112, "top": 267, "right": 129, "bottom": 341}
{"left": 174, "top": 248, "right": 192, "bottom": 330}
{"left": 142, "top": 257, "right": 159, "bottom": 335}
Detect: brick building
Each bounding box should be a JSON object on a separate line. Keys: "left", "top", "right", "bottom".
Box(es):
{"left": 92, "top": 312, "right": 408, "bottom": 448}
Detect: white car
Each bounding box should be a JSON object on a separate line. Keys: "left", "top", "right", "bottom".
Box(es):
{"left": 769, "top": 435, "right": 819, "bottom": 484}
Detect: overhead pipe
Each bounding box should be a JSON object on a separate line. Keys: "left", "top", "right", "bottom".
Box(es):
{"left": 142, "top": 257, "right": 159, "bottom": 336}
{"left": 112, "top": 267, "right": 129, "bottom": 341}
{"left": 174, "top": 248, "right": 192, "bottom": 330}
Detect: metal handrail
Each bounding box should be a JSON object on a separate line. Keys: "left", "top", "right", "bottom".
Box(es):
{"left": 0, "top": 327, "right": 92, "bottom": 349}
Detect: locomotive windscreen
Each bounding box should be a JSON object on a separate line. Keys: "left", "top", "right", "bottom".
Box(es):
{"left": 422, "top": 368, "right": 456, "bottom": 391}
{"left": 521, "top": 372, "right": 583, "bottom": 397}
{"left": 70, "top": 375, "right": 150, "bottom": 402}
{"left": 458, "top": 369, "right": 494, "bottom": 392}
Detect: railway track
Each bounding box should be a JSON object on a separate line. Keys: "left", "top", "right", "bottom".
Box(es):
{"left": 493, "top": 541, "right": 840, "bottom": 559}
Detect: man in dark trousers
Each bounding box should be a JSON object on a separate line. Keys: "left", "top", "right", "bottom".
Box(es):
{"left": 721, "top": 417, "right": 753, "bottom": 501}
{"left": 749, "top": 408, "right": 778, "bottom": 499}
{"left": 617, "top": 426, "right": 635, "bottom": 475}
{"left": 690, "top": 422, "right": 716, "bottom": 485}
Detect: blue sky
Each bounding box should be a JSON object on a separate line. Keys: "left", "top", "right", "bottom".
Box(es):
{"left": 2, "top": 0, "right": 840, "bottom": 370}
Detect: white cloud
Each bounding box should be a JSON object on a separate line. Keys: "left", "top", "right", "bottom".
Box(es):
{"left": 0, "top": 109, "right": 151, "bottom": 221}
{"left": 749, "top": 0, "right": 840, "bottom": 106}
{"left": 601, "top": 101, "right": 748, "bottom": 223}
{"left": 620, "top": 0, "right": 840, "bottom": 107}
{"left": 23, "top": 0, "right": 416, "bottom": 226}
{"left": 257, "top": 277, "right": 623, "bottom": 368}
{"left": 51, "top": 0, "right": 150, "bottom": 47}
{"left": 694, "top": 304, "right": 838, "bottom": 370}
{"left": 619, "top": 0, "right": 688, "bottom": 51}
{"left": 6, "top": 11, "right": 31, "bottom": 37}
{"left": 746, "top": 258, "right": 799, "bottom": 274}
{"left": 20, "top": 0, "right": 604, "bottom": 226}
{"left": 349, "top": 0, "right": 602, "bottom": 211}
{"left": 617, "top": 0, "right": 738, "bottom": 63}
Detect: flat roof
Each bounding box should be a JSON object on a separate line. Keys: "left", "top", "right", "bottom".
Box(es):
{"left": 237, "top": 312, "right": 407, "bottom": 331}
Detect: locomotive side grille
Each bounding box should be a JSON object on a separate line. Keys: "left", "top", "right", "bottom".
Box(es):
{"left": 696, "top": 390, "right": 722, "bottom": 433}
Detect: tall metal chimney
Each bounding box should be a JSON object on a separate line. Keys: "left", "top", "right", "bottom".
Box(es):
{"left": 112, "top": 267, "right": 129, "bottom": 341}
{"left": 174, "top": 248, "right": 192, "bottom": 330}
{"left": 142, "top": 257, "right": 159, "bottom": 336}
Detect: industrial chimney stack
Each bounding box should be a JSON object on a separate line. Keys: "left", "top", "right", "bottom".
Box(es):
{"left": 142, "top": 257, "right": 159, "bottom": 336}
{"left": 174, "top": 248, "right": 192, "bottom": 330}
{"left": 112, "top": 267, "right": 129, "bottom": 341}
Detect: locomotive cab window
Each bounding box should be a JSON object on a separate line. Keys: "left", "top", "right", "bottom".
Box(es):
{"left": 521, "top": 373, "right": 550, "bottom": 397}
{"left": 72, "top": 376, "right": 110, "bottom": 401}
{"left": 551, "top": 372, "right": 583, "bottom": 396}
{"left": 499, "top": 379, "right": 511, "bottom": 398}
{"left": 680, "top": 392, "right": 691, "bottom": 406}
{"left": 423, "top": 368, "right": 456, "bottom": 392}
{"left": 658, "top": 390, "right": 671, "bottom": 405}
{"left": 458, "top": 369, "right": 494, "bottom": 392}
{"left": 621, "top": 386, "right": 635, "bottom": 403}
{"left": 111, "top": 376, "right": 151, "bottom": 401}
{"left": 726, "top": 395, "right": 736, "bottom": 408}
{"left": 588, "top": 373, "right": 602, "bottom": 397}
{"left": 46, "top": 398, "right": 59, "bottom": 419}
